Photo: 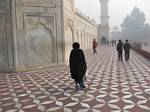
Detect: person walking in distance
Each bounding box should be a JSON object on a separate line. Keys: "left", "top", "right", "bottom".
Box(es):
{"left": 117, "top": 40, "right": 123, "bottom": 61}
{"left": 69, "top": 42, "right": 87, "bottom": 90}
{"left": 123, "top": 40, "right": 131, "bottom": 61}
{"left": 93, "top": 38, "right": 97, "bottom": 54}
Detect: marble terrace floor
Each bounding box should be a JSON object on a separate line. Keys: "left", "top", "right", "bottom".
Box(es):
{"left": 0, "top": 46, "right": 150, "bottom": 112}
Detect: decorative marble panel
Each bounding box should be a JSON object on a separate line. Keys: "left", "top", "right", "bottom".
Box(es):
{"left": 24, "top": 15, "right": 54, "bottom": 67}
{"left": 0, "top": 0, "right": 4, "bottom": 8}
{"left": 23, "top": 0, "right": 55, "bottom": 7}
{"left": 65, "top": 0, "right": 73, "bottom": 11}
{"left": 0, "top": 15, "right": 6, "bottom": 68}
{"left": 16, "top": 0, "right": 23, "bottom": 29}
{"left": 64, "top": 19, "right": 73, "bottom": 63}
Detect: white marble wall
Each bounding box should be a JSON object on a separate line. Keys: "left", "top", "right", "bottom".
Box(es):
{"left": 0, "top": 0, "right": 64, "bottom": 72}
{"left": 74, "top": 9, "right": 98, "bottom": 49}
{"left": 0, "top": 0, "right": 14, "bottom": 72}
{"left": 63, "top": 1, "right": 98, "bottom": 64}
{"left": 0, "top": 0, "right": 98, "bottom": 72}
{"left": 63, "top": 0, "right": 75, "bottom": 64}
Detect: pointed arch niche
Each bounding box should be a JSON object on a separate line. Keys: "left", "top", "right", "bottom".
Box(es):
{"left": 24, "top": 15, "right": 55, "bottom": 67}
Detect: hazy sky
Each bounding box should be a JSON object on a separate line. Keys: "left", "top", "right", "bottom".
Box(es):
{"left": 75, "top": 0, "right": 150, "bottom": 29}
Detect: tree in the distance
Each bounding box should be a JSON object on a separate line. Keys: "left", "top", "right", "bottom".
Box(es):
{"left": 120, "top": 7, "right": 150, "bottom": 42}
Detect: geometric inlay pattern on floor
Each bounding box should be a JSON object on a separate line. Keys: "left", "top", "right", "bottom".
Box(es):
{"left": 0, "top": 47, "right": 150, "bottom": 112}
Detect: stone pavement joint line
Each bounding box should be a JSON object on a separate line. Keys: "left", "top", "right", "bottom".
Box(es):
{"left": 0, "top": 47, "right": 150, "bottom": 112}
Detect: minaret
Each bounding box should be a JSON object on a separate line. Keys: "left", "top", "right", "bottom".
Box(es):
{"left": 99, "top": 0, "right": 110, "bottom": 44}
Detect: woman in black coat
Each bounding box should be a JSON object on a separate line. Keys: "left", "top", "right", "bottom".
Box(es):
{"left": 69, "top": 42, "right": 87, "bottom": 89}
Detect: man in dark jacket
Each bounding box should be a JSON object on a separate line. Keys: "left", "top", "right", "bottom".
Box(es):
{"left": 123, "top": 40, "right": 131, "bottom": 61}
{"left": 69, "top": 42, "right": 87, "bottom": 90}
{"left": 117, "top": 40, "right": 123, "bottom": 61}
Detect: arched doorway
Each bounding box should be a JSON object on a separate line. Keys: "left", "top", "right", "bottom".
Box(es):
{"left": 101, "top": 36, "right": 107, "bottom": 44}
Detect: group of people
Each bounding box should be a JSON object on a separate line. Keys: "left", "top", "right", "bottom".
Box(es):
{"left": 117, "top": 39, "right": 131, "bottom": 61}
{"left": 69, "top": 39, "right": 131, "bottom": 90}
{"left": 107, "top": 40, "right": 117, "bottom": 47}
